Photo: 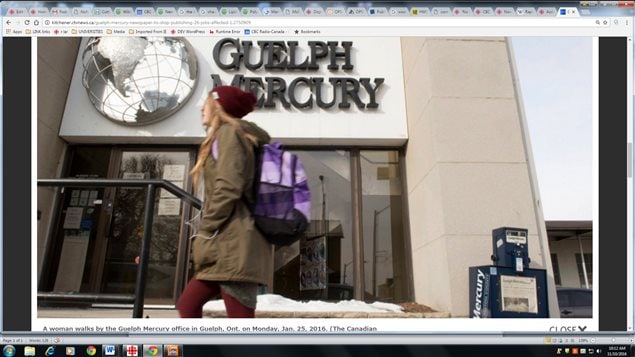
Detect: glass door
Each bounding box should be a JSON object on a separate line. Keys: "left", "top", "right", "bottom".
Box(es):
{"left": 100, "top": 149, "right": 192, "bottom": 304}
{"left": 44, "top": 147, "right": 113, "bottom": 293}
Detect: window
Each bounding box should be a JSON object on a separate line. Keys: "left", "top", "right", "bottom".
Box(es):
{"left": 551, "top": 253, "right": 562, "bottom": 286}
{"left": 360, "top": 150, "right": 409, "bottom": 302}
{"left": 272, "top": 149, "right": 411, "bottom": 302}
{"left": 575, "top": 253, "right": 593, "bottom": 288}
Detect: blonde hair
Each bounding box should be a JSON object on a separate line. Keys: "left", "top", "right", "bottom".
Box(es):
{"left": 190, "top": 92, "right": 258, "bottom": 190}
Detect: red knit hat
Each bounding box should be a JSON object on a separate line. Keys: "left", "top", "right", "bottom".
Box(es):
{"left": 211, "top": 86, "right": 257, "bottom": 119}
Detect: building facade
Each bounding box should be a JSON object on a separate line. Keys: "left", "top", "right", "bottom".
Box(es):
{"left": 37, "top": 36, "right": 561, "bottom": 317}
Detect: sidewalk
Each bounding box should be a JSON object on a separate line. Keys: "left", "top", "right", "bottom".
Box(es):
{"left": 38, "top": 308, "right": 449, "bottom": 318}
{"left": 39, "top": 294, "right": 451, "bottom": 318}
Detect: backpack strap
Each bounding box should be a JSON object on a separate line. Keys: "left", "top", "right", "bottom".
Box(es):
{"left": 246, "top": 144, "right": 263, "bottom": 211}
{"left": 211, "top": 138, "right": 219, "bottom": 160}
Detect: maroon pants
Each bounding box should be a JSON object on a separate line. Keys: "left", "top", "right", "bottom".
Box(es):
{"left": 177, "top": 279, "right": 255, "bottom": 318}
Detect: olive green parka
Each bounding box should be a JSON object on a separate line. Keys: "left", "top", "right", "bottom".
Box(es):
{"left": 191, "top": 120, "right": 273, "bottom": 285}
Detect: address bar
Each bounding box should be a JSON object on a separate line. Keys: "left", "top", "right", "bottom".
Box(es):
{"left": 43, "top": 17, "right": 609, "bottom": 28}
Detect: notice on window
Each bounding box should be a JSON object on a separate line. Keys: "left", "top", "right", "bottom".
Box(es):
{"left": 160, "top": 181, "right": 184, "bottom": 198}
{"left": 500, "top": 275, "right": 538, "bottom": 314}
{"left": 122, "top": 172, "right": 146, "bottom": 179}
{"left": 300, "top": 236, "right": 327, "bottom": 291}
{"left": 162, "top": 165, "right": 185, "bottom": 181}
{"left": 78, "top": 190, "right": 90, "bottom": 206}
{"left": 53, "top": 231, "right": 90, "bottom": 292}
{"left": 63, "top": 207, "right": 83, "bottom": 229}
{"left": 158, "top": 198, "right": 181, "bottom": 216}
{"left": 88, "top": 190, "right": 98, "bottom": 206}
{"left": 70, "top": 190, "right": 80, "bottom": 206}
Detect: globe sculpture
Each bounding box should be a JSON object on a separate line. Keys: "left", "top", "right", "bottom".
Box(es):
{"left": 82, "top": 37, "right": 198, "bottom": 125}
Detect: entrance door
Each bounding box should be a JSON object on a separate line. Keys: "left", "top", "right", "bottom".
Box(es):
{"left": 44, "top": 147, "right": 113, "bottom": 294}
{"left": 100, "top": 149, "right": 193, "bottom": 304}
{"left": 45, "top": 147, "right": 194, "bottom": 305}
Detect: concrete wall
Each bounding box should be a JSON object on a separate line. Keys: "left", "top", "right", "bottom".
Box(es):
{"left": 550, "top": 237, "right": 593, "bottom": 288}
{"left": 37, "top": 38, "right": 81, "bottom": 278}
{"left": 401, "top": 37, "right": 557, "bottom": 317}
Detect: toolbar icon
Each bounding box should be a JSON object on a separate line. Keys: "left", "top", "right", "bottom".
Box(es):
{"left": 45, "top": 346, "right": 55, "bottom": 356}
{"left": 2, "top": 346, "right": 15, "bottom": 357}
{"left": 125, "top": 345, "right": 138, "bottom": 357}
{"left": 24, "top": 347, "right": 35, "bottom": 357}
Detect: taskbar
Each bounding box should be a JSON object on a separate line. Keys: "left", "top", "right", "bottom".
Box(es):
{"left": 0, "top": 343, "right": 633, "bottom": 357}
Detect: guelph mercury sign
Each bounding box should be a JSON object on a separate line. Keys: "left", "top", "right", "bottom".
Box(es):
{"left": 210, "top": 38, "right": 385, "bottom": 110}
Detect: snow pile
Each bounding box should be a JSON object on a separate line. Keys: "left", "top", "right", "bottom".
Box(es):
{"left": 203, "top": 294, "right": 404, "bottom": 313}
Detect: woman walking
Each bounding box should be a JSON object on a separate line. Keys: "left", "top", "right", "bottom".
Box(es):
{"left": 177, "top": 86, "right": 272, "bottom": 318}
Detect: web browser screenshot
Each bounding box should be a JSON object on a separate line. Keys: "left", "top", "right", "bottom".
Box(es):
{"left": 1, "top": 1, "right": 634, "bottom": 356}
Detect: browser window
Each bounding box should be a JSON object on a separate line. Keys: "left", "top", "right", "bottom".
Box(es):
{"left": 1, "top": 0, "right": 633, "bottom": 354}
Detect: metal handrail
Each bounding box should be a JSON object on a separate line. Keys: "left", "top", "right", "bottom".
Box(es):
{"left": 37, "top": 178, "right": 202, "bottom": 318}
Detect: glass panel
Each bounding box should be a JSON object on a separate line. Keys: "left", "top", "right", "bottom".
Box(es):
{"left": 49, "top": 147, "right": 111, "bottom": 292}
{"left": 557, "top": 290, "right": 570, "bottom": 308}
{"left": 273, "top": 150, "right": 353, "bottom": 301}
{"left": 572, "top": 290, "right": 592, "bottom": 307}
{"left": 360, "top": 150, "right": 408, "bottom": 302}
{"left": 102, "top": 151, "right": 190, "bottom": 303}
{"left": 575, "top": 253, "right": 593, "bottom": 287}
{"left": 551, "top": 253, "right": 562, "bottom": 286}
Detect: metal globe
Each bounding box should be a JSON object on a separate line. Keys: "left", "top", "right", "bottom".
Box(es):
{"left": 82, "top": 37, "right": 198, "bottom": 126}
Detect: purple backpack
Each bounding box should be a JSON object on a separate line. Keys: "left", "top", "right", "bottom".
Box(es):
{"left": 213, "top": 140, "right": 311, "bottom": 246}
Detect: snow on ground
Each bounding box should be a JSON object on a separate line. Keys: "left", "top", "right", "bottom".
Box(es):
{"left": 203, "top": 294, "right": 404, "bottom": 313}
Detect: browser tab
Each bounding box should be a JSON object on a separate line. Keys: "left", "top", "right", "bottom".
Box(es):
{"left": 283, "top": 7, "right": 304, "bottom": 16}
{"left": 326, "top": 7, "right": 347, "bottom": 16}
{"left": 177, "top": 8, "right": 197, "bottom": 16}
{"left": 452, "top": 7, "right": 473, "bottom": 16}
{"left": 93, "top": 8, "right": 114, "bottom": 16}
{"left": 516, "top": 7, "right": 537, "bottom": 16}
{"left": 369, "top": 7, "right": 389, "bottom": 16}
{"left": 29, "top": 8, "right": 49, "bottom": 16}
{"left": 114, "top": 8, "right": 135, "bottom": 16}
{"left": 346, "top": 7, "right": 367, "bottom": 16}
{"left": 411, "top": 8, "right": 431, "bottom": 16}
{"left": 135, "top": 8, "right": 155, "bottom": 16}
{"left": 220, "top": 7, "right": 240, "bottom": 16}
{"left": 474, "top": 7, "right": 495, "bottom": 16}
{"left": 241, "top": 8, "right": 261, "bottom": 16}
{"left": 72, "top": 8, "right": 91, "bottom": 16}
{"left": 157, "top": 8, "right": 177, "bottom": 16}
{"left": 557, "top": 7, "right": 580, "bottom": 16}
{"left": 346, "top": 7, "right": 368, "bottom": 16}
{"left": 431, "top": 8, "right": 452, "bottom": 16}
{"left": 389, "top": 7, "right": 410, "bottom": 16}
{"left": 198, "top": 7, "right": 219, "bottom": 16}
{"left": 6, "top": 8, "right": 27, "bottom": 16}
{"left": 494, "top": 7, "right": 516, "bottom": 16}
{"left": 262, "top": 7, "right": 283, "bottom": 16}
{"left": 50, "top": 7, "right": 70, "bottom": 16}
{"left": 304, "top": 7, "right": 325, "bottom": 16}
{"left": 537, "top": 7, "right": 558, "bottom": 16}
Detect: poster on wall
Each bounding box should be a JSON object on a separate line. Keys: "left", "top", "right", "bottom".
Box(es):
{"left": 300, "top": 237, "right": 327, "bottom": 291}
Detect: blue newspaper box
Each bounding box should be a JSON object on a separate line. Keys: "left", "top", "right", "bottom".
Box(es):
{"left": 491, "top": 227, "right": 530, "bottom": 272}
{"left": 469, "top": 265, "right": 549, "bottom": 318}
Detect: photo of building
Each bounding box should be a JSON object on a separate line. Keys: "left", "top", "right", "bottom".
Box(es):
{"left": 36, "top": 36, "right": 592, "bottom": 318}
